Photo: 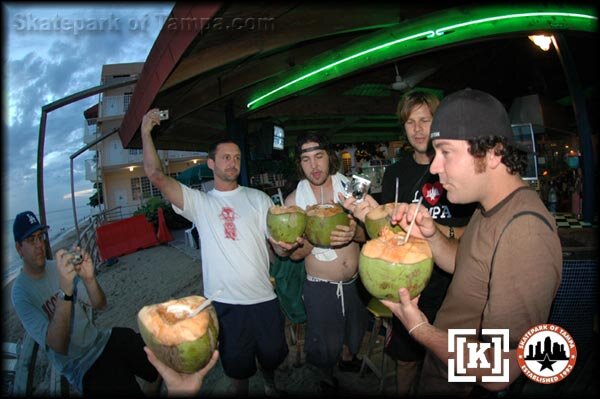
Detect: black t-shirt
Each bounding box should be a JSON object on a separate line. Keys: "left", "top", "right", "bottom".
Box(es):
{"left": 381, "top": 154, "right": 475, "bottom": 228}
{"left": 380, "top": 154, "right": 477, "bottom": 361}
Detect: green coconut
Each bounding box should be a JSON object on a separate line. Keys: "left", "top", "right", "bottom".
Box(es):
{"left": 359, "top": 228, "right": 433, "bottom": 301}
{"left": 267, "top": 205, "right": 307, "bottom": 244}
{"left": 137, "top": 295, "right": 219, "bottom": 373}
{"left": 304, "top": 204, "right": 349, "bottom": 247}
{"left": 364, "top": 203, "right": 405, "bottom": 239}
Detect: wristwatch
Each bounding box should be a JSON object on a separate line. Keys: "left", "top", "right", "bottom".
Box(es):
{"left": 58, "top": 289, "right": 74, "bottom": 302}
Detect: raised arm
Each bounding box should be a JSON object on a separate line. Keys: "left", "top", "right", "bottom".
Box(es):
{"left": 141, "top": 109, "right": 184, "bottom": 209}
{"left": 45, "top": 250, "right": 78, "bottom": 354}
{"left": 73, "top": 248, "right": 106, "bottom": 310}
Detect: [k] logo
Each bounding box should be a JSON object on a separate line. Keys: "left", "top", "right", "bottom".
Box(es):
{"left": 448, "top": 329, "right": 510, "bottom": 383}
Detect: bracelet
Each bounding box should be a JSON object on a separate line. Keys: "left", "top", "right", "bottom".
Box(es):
{"left": 408, "top": 321, "right": 428, "bottom": 335}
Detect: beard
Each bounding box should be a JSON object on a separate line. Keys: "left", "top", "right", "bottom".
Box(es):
{"left": 216, "top": 168, "right": 239, "bottom": 182}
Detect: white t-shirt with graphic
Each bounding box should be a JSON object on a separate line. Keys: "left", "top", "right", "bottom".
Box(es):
{"left": 173, "top": 183, "right": 276, "bottom": 305}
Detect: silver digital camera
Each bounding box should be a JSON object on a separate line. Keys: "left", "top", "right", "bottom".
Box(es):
{"left": 341, "top": 174, "right": 371, "bottom": 203}
{"left": 67, "top": 250, "right": 83, "bottom": 265}
{"left": 158, "top": 109, "right": 169, "bottom": 121}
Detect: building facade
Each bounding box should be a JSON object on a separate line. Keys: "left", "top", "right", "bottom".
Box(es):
{"left": 83, "top": 63, "right": 208, "bottom": 218}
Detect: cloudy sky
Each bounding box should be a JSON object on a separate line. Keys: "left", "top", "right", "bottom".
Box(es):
{"left": 3, "top": 3, "right": 175, "bottom": 225}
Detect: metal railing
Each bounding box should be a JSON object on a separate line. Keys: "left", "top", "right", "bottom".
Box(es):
{"left": 70, "top": 207, "right": 124, "bottom": 268}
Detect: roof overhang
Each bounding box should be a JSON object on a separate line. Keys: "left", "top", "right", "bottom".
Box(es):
{"left": 119, "top": 3, "right": 598, "bottom": 151}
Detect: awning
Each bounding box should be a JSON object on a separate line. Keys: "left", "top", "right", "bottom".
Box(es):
{"left": 84, "top": 103, "right": 99, "bottom": 119}
{"left": 175, "top": 164, "right": 214, "bottom": 186}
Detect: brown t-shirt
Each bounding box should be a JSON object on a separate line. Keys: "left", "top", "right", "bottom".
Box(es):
{"left": 420, "top": 187, "right": 563, "bottom": 396}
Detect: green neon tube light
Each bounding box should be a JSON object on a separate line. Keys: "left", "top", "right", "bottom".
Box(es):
{"left": 247, "top": 6, "right": 597, "bottom": 110}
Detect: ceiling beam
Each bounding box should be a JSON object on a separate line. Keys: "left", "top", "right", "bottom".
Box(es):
{"left": 155, "top": 33, "right": 369, "bottom": 123}
{"left": 247, "top": 95, "right": 398, "bottom": 118}
{"left": 161, "top": 4, "right": 404, "bottom": 91}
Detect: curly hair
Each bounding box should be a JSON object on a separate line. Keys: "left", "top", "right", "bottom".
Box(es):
{"left": 294, "top": 132, "right": 340, "bottom": 179}
{"left": 467, "top": 136, "right": 528, "bottom": 175}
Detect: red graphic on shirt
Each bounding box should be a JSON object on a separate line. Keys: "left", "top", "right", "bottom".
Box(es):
{"left": 422, "top": 182, "right": 443, "bottom": 206}
{"left": 220, "top": 207, "right": 237, "bottom": 240}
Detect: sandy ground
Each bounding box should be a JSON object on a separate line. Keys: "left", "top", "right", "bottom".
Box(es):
{"left": 2, "top": 229, "right": 395, "bottom": 396}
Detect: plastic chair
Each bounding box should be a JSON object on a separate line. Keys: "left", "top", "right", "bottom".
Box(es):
{"left": 360, "top": 297, "right": 397, "bottom": 393}
{"left": 184, "top": 224, "right": 198, "bottom": 249}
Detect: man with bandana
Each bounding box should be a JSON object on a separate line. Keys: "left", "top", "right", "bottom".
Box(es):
{"left": 271, "top": 132, "right": 368, "bottom": 394}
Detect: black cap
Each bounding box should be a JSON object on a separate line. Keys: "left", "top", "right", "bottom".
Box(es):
{"left": 430, "top": 88, "right": 529, "bottom": 152}
{"left": 13, "top": 211, "right": 48, "bottom": 242}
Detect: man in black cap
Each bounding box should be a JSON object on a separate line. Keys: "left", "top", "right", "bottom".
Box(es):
{"left": 372, "top": 89, "right": 561, "bottom": 396}
{"left": 11, "top": 211, "right": 160, "bottom": 395}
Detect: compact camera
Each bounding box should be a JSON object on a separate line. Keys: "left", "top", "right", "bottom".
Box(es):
{"left": 158, "top": 110, "right": 169, "bottom": 121}
{"left": 341, "top": 174, "right": 372, "bottom": 203}
{"left": 67, "top": 250, "right": 83, "bottom": 265}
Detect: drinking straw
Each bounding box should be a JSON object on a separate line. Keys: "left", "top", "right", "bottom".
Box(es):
{"left": 404, "top": 196, "right": 423, "bottom": 245}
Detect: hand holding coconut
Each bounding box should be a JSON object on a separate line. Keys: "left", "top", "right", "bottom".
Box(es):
{"left": 304, "top": 204, "right": 350, "bottom": 247}
{"left": 267, "top": 205, "right": 307, "bottom": 244}
{"left": 144, "top": 347, "right": 219, "bottom": 396}
{"left": 268, "top": 235, "right": 305, "bottom": 257}
{"left": 137, "top": 296, "right": 219, "bottom": 376}
{"left": 329, "top": 214, "right": 357, "bottom": 248}
{"left": 267, "top": 204, "right": 308, "bottom": 256}
{"left": 381, "top": 288, "right": 429, "bottom": 336}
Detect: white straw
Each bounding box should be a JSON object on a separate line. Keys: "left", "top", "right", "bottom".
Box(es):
{"left": 404, "top": 196, "right": 423, "bottom": 245}
{"left": 277, "top": 188, "right": 284, "bottom": 206}
{"left": 188, "top": 289, "right": 223, "bottom": 318}
{"left": 320, "top": 186, "right": 324, "bottom": 205}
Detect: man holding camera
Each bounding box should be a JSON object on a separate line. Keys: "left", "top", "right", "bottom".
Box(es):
{"left": 11, "top": 211, "right": 159, "bottom": 396}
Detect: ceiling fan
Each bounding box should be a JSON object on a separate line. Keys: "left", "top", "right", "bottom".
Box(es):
{"left": 391, "top": 63, "right": 438, "bottom": 91}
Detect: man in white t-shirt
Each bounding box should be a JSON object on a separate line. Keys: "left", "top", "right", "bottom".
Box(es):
{"left": 141, "top": 109, "right": 288, "bottom": 397}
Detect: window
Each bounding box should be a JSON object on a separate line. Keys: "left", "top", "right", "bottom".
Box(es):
{"left": 129, "top": 149, "right": 142, "bottom": 155}
{"left": 131, "top": 176, "right": 163, "bottom": 200}
{"left": 131, "top": 178, "right": 141, "bottom": 201}
{"left": 141, "top": 176, "right": 152, "bottom": 198}
{"left": 124, "top": 92, "right": 132, "bottom": 112}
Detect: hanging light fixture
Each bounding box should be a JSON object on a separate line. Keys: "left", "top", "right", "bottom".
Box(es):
{"left": 528, "top": 34, "right": 553, "bottom": 51}
{"left": 129, "top": 166, "right": 134, "bottom": 172}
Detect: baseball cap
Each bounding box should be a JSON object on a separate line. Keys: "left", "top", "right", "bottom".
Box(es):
{"left": 13, "top": 211, "right": 48, "bottom": 242}
{"left": 429, "top": 88, "right": 530, "bottom": 152}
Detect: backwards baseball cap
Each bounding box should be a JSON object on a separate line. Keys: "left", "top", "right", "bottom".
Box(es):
{"left": 430, "top": 88, "right": 529, "bottom": 152}
{"left": 13, "top": 211, "right": 48, "bottom": 242}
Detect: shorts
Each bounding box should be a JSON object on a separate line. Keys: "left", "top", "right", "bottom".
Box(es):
{"left": 82, "top": 327, "right": 158, "bottom": 396}
{"left": 385, "top": 266, "right": 452, "bottom": 362}
{"left": 212, "top": 298, "right": 289, "bottom": 379}
{"left": 303, "top": 276, "right": 368, "bottom": 369}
